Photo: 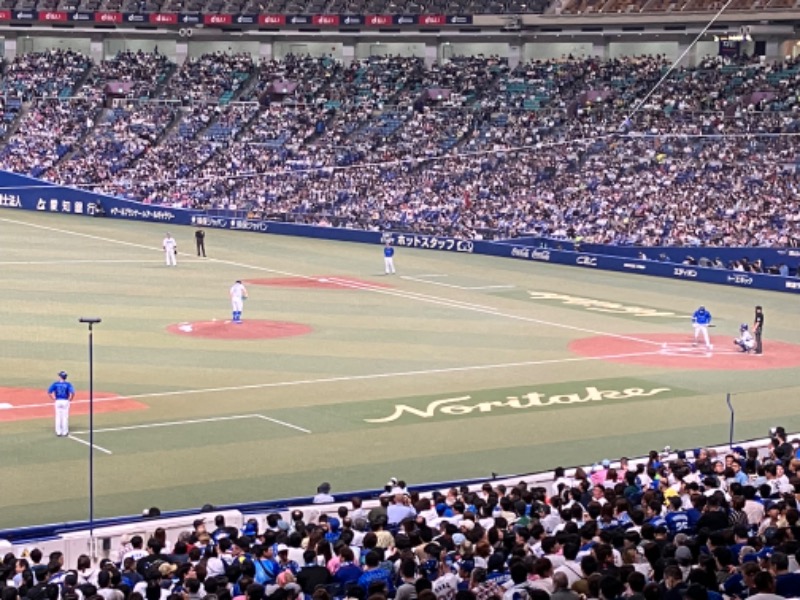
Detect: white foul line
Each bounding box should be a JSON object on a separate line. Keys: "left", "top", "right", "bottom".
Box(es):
{"left": 3, "top": 350, "right": 664, "bottom": 411}
{"left": 67, "top": 434, "right": 113, "bottom": 455}
{"left": 401, "top": 275, "right": 515, "bottom": 291}
{"left": 71, "top": 413, "right": 311, "bottom": 435}
{"left": 0, "top": 258, "right": 205, "bottom": 266}
{"left": 326, "top": 276, "right": 664, "bottom": 346}
{"left": 253, "top": 414, "right": 312, "bottom": 433}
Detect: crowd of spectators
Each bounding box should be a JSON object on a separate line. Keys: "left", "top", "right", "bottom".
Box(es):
{"left": 1, "top": 51, "right": 800, "bottom": 247}
{"left": 161, "top": 52, "right": 255, "bottom": 104}
{"left": 4, "top": 428, "right": 800, "bottom": 600}
{"left": 0, "top": 50, "right": 91, "bottom": 101}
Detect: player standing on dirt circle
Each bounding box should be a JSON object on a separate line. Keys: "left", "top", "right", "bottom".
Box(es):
{"left": 230, "top": 280, "right": 248, "bottom": 324}
{"left": 48, "top": 371, "right": 75, "bottom": 437}
{"left": 753, "top": 305, "right": 764, "bottom": 355}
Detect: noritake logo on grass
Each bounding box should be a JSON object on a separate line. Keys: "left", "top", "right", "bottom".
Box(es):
{"left": 365, "top": 385, "right": 671, "bottom": 423}
{"left": 526, "top": 291, "right": 679, "bottom": 318}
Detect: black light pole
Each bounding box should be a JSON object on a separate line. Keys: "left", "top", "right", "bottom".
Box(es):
{"left": 79, "top": 317, "right": 102, "bottom": 538}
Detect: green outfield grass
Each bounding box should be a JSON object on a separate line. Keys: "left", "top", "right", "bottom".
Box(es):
{"left": 1, "top": 208, "right": 800, "bottom": 530}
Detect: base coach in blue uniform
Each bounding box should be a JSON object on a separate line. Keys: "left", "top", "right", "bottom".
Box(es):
{"left": 48, "top": 371, "right": 75, "bottom": 437}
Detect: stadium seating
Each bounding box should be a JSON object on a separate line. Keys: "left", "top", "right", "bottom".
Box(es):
{"left": 558, "top": 0, "right": 799, "bottom": 13}
{"left": 2, "top": 431, "right": 800, "bottom": 600}
{"left": 31, "top": 0, "right": 554, "bottom": 14}
{"left": 0, "top": 51, "right": 799, "bottom": 249}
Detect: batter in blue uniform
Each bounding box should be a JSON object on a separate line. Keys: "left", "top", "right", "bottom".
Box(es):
{"left": 692, "top": 306, "right": 713, "bottom": 350}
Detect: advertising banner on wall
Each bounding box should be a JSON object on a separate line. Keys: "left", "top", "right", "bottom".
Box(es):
{"left": 1, "top": 170, "right": 797, "bottom": 294}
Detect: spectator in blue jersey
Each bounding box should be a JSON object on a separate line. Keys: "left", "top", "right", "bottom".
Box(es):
{"left": 323, "top": 518, "right": 341, "bottom": 544}
{"left": 665, "top": 497, "right": 690, "bottom": 535}
{"left": 728, "top": 526, "right": 751, "bottom": 566}
{"left": 333, "top": 547, "right": 362, "bottom": 588}
{"left": 383, "top": 242, "right": 396, "bottom": 275}
{"left": 356, "top": 552, "right": 393, "bottom": 596}
{"left": 252, "top": 544, "right": 280, "bottom": 586}
{"left": 770, "top": 552, "right": 800, "bottom": 598}
{"left": 276, "top": 545, "right": 299, "bottom": 576}
{"left": 212, "top": 515, "right": 239, "bottom": 543}
{"left": 48, "top": 370, "right": 75, "bottom": 437}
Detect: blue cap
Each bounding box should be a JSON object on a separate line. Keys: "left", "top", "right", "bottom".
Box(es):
{"left": 58, "top": 371, "right": 68, "bottom": 379}
{"left": 742, "top": 554, "right": 759, "bottom": 563}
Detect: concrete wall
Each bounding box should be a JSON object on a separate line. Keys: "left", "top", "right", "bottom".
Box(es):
{"left": 441, "top": 42, "right": 509, "bottom": 60}
{"left": 273, "top": 41, "right": 342, "bottom": 59}
{"left": 608, "top": 40, "right": 679, "bottom": 60}
{"left": 103, "top": 38, "right": 175, "bottom": 59}
{"left": 19, "top": 36, "right": 91, "bottom": 54}
{"left": 187, "top": 40, "right": 260, "bottom": 58}
{"left": 525, "top": 41, "right": 593, "bottom": 60}
{"left": 355, "top": 41, "right": 425, "bottom": 57}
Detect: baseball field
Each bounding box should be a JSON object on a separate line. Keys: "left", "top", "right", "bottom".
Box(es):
{"left": 2, "top": 208, "right": 800, "bottom": 530}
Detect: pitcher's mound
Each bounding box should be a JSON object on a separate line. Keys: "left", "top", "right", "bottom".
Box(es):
{"left": 167, "top": 320, "right": 312, "bottom": 340}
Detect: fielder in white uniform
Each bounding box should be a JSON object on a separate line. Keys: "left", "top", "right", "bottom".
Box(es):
{"left": 163, "top": 233, "right": 177, "bottom": 266}
{"left": 230, "top": 280, "right": 248, "bottom": 323}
